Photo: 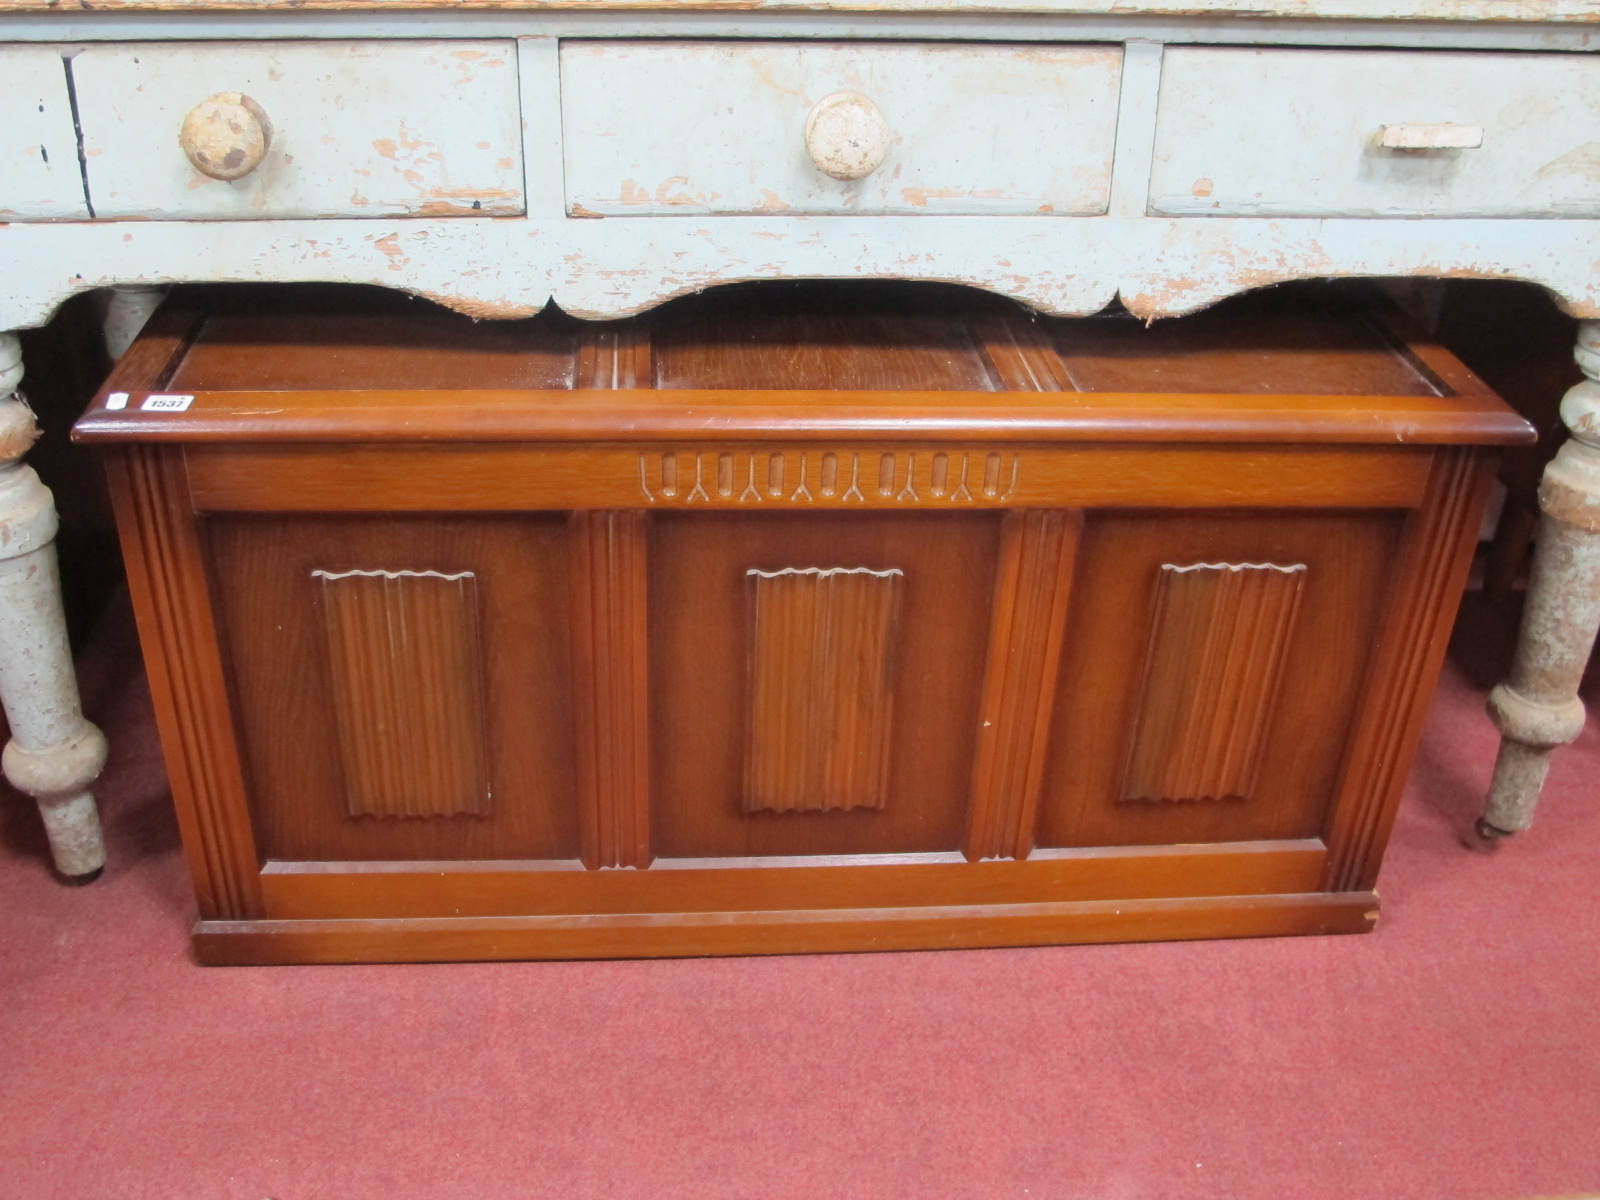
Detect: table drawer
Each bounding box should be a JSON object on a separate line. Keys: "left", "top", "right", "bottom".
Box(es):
{"left": 561, "top": 41, "right": 1123, "bottom": 217}
{"left": 1150, "top": 48, "right": 1600, "bottom": 218}
{"left": 72, "top": 41, "right": 524, "bottom": 220}
{"left": 0, "top": 46, "right": 89, "bottom": 220}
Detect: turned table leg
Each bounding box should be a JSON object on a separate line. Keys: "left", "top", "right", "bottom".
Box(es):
{"left": 103, "top": 285, "right": 168, "bottom": 362}
{"left": 0, "top": 333, "right": 108, "bottom": 880}
{"left": 1482, "top": 320, "right": 1600, "bottom": 837}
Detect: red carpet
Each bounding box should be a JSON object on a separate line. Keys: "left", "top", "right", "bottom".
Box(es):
{"left": 1, "top": 590, "right": 1596, "bottom": 1200}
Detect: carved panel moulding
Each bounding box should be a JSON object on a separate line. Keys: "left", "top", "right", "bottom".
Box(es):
{"left": 568, "top": 509, "right": 652, "bottom": 870}
{"left": 575, "top": 319, "right": 652, "bottom": 390}
{"left": 314, "top": 568, "right": 492, "bottom": 820}
{"left": 966, "top": 509, "right": 1083, "bottom": 861}
{"left": 745, "top": 566, "right": 904, "bottom": 815}
{"left": 639, "top": 450, "right": 1020, "bottom": 507}
{"left": 1120, "top": 562, "right": 1306, "bottom": 805}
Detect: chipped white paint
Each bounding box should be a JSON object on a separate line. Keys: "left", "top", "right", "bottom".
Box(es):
{"left": 71, "top": 40, "right": 525, "bottom": 219}
{"left": 0, "top": 335, "right": 19, "bottom": 398}
{"left": 1152, "top": 48, "right": 1600, "bottom": 218}
{"left": 804, "top": 91, "right": 891, "bottom": 182}
{"left": 102, "top": 284, "right": 169, "bottom": 362}
{"left": 561, "top": 41, "right": 1124, "bottom": 216}
{"left": 1379, "top": 123, "right": 1485, "bottom": 150}
{"left": 6, "top": 16, "right": 1600, "bottom": 56}
{"left": 515, "top": 36, "right": 568, "bottom": 220}
{"left": 179, "top": 92, "right": 273, "bottom": 181}
{"left": 9, "top": 213, "right": 1600, "bottom": 329}
{"left": 0, "top": 352, "right": 106, "bottom": 879}
{"left": 1107, "top": 40, "right": 1164, "bottom": 220}
{"left": 0, "top": 46, "right": 89, "bottom": 221}
{"left": 3, "top": 1, "right": 1600, "bottom": 19}
{"left": 1483, "top": 323, "right": 1600, "bottom": 835}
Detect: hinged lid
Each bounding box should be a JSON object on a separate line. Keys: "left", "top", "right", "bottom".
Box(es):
{"left": 74, "top": 283, "right": 1533, "bottom": 447}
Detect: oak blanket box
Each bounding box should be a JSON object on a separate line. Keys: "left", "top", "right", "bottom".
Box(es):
{"left": 72, "top": 283, "right": 1529, "bottom": 963}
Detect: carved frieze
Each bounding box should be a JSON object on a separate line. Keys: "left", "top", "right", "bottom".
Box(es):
{"left": 639, "top": 450, "right": 1020, "bottom": 507}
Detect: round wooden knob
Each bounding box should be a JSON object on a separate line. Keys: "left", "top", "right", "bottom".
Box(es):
{"left": 804, "top": 91, "right": 890, "bottom": 182}
{"left": 179, "top": 93, "right": 273, "bottom": 182}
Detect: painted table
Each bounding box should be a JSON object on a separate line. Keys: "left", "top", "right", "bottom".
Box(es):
{"left": 1, "top": 0, "right": 1598, "bottom": 878}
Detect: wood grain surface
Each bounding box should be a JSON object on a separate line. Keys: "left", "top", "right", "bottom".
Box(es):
{"left": 1036, "top": 510, "right": 1404, "bottom": 849}
{"left": 205, "top": 514, "right": 580, "bottom": 863}
{"left": 745, "top": 566, "right": 902, "bottom": 814}
{"left": 569, "top": 510, "right": 653, "bottom": 869}
{"left": 103, "top": 447, "right": 263, "bottom": 920}
{"left": 315, "top": 569, "right": 492, "bottom": 820}
{"left": 194, "top": 892, "right": 1382, "bottom": 966}
{"left": 82, "top": 281, "right": 1523, "bottom": 962}
{"left": 77, "top": 286, "right": 1529, "bottom": 448}
{"left": 965, "top": 509, "right": 1081, "bottom": 861}
{"left": 649, "top": 510, "right": 998, "bottom": 858}
{"left": 256, "top": 839, "right": 1329, "bottom": 919}
{"left": 1119, "top": 562, "right": 1305, "bottom": 805}
{"left": 1322, "top": 447, "right": 1498, "bottom": 891}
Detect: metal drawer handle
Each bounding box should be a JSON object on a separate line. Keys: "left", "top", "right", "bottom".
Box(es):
{"left": 1378, "top": 123, "right": 1484, "bottom": 151}
{"left": 180, "top": 92, "right": 274, "bottom": 181}
{"left": 805, "top": 91, "right": 891, "bottom": 181}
